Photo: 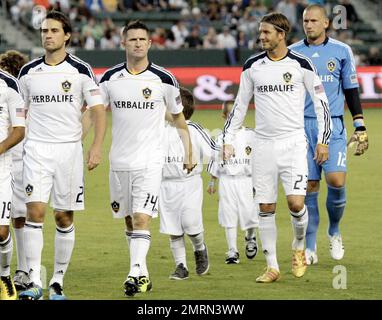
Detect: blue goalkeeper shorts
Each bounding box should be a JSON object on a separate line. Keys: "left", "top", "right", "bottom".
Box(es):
{"left": 305, "top": 116, "right": 347, "bottom": 181}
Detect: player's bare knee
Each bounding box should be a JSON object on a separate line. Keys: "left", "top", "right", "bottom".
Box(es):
{"left": 326, "top": 173, "right": 346, "bottom": 188}
{"left": 0, "top": 226, "right": 10, "bottom": 241}
{"left": 132, "top": 212, "right": 151, "bottom": 230}
{"left": 307, "top": 180, "right": 320, "bottom": 193}
{"left": 259, "top": 203, "right": 276, "bottom": 213}
{"left": 26, "top": 202, "right": 46, "bottom": 222}
{"left": 12, "top": 217, "right": 26, "bottom": 229}
{"left": 288, "top": 201, "right": 305, "bottom": 213}
{"left": 54, "top": 210, "right": 74, "bottom": 228}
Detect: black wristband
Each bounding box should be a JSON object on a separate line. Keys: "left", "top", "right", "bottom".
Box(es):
{"left": 344, "top": 88, "right": 363, "bottom": 118}
{"left": 355, "top": 126, "right": 366, "bottom": 132}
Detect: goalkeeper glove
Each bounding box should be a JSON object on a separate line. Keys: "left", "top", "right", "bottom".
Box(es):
{"left": 347, "top": 126, "right": 368, "bottom": 156}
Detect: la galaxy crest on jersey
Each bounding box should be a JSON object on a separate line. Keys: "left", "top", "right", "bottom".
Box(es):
{"left": 327, "top": 59, "right": 336, "bottom": 72}
{"left": 283, "top": 72, "right": 292, "bottom": 83}
{"left": 245, "top": 146, "right": 252, "bottom": 155}
{"left": 111, "top": 201, "right": 120, "bottom": 213}
{"left": 142, "top": 87, "right": 152, "bottom": 99}
{"left": 62, "top": 80, "right": 72, "bottom": 92}
{"left": 25, "top": 184, "right": 33, "bottom": 196}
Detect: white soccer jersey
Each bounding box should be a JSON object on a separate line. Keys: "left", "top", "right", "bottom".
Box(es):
{"left": 0, "top": 70, "right": 25, "bottom": 158}
{"left": 223, "top": 50, "right": 331, "bottom": 144}
{"left": 163, "top": 120, "right": 219, "bottom": 179}
{"left": 207, "top": 127, "right": 254, "bottom": 177}
{"left": 100, "top": 62, "right": 184, "bottom": 171}
{"left": 18, "top": 54, "right": 103, "bottom": 143}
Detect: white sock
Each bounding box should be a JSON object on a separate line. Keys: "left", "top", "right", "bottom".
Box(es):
{"left": 188, "top": 232, "right": 205, "bottom": 251}
{"left": 245, "top": 227, "right": 257, "bottom": 240}
{"left": 170, "top": 236, "right": 187, "bottom": 269}
{"left": 225, "top": 227, "right": 237, "bottom": 252}
{"left": 14, "top": 227, "right": 28, "bottom": 273}
{"left": 258, "top": 212, "right": 279, "bottom": 271}
{"left": 24, "top": 221, "right": 44, "bottom": 287}
{"left": 125, "top": 230, "right": 132, "bottom": 248}
{"left": 126, "top": 230, "right": 148, "bottom": 276}
{"left": 291, "top": 205, "right": 308, "bottom": 250}
{"left": 0, "top": 233, "right": 13, "bottom": 277}
{"left": 50, "top": 224, "right": 75, "bottom": 287}
{"left": 129, "top": 230, "right": 151, "bottom": 278}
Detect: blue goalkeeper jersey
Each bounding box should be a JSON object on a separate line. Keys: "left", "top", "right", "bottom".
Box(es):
{"left": 289, "top": 37, "right": 359, "bottom": 117}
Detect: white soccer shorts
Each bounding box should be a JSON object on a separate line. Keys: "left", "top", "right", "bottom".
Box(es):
{"left": 218, "top": 175, "right": 259, "bottom": 230}
{"left": 0, "top": 157, "right": 12, "bottom": 226}
{"left": 23, "top": 140, "right": 85, "bottom": 211}
{"left": 253, "top": 134, "right": 308, "bottom": 203}
{"left": 159, "top": 175, "right": 204, "bottom": 236}
{"left": 109, "top": 166, "right": 162, "bottom": 218}
{"left": 11, "top": 158, "right": 26, "bottom": 218}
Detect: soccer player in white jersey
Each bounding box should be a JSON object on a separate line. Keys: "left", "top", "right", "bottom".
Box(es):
{"left": 17, "top": 11, "right": 106, "bottom": 300}
{"left": 223, "top": 13, "right": 332, "bottom": 283}
{"left": 160, "top": 87, "right": 217, "bottom": 280}
{"left": 207, "top": 100, "right": 258, "bottom": 264}
{"left": 99, "top": 21, "right": 194, "bottom": 297}
{"left": 0, "top": 63, "right": 26, "bottom": 300}
{"left": 290, "top": 5, "right": 369, "bottom": 264}
{"left": 0, "top": 50, "right": 30, "bottom": 291}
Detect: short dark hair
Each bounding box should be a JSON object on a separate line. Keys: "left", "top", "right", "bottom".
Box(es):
{"left": 44, "top": 10, "right": 72, "bottom": 46}
{"left": 304, "top": 4, "right": 328, "bottom": 19}
{"left": 260, "top": 12, "right": 291, "bottom": 35}
{"left": 222, "top": 100, "right": 235, "bottom": 116}
{"left": 180, "top": 87, "right": 195, "bottom": 120}
{"left": 0, "top": 50, "right": 29, "bottom": 77}
{"left": 122, "top": 20, "right": 150, "bottom": 38}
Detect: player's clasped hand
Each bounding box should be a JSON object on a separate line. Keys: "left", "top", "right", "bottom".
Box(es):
{"left": 207, "top": 180, "right": 216, "bottom": 194}
{"left": 183, "top": 162, "right": 197, "bottom": 174}
{"left": 87, "top": 145, "right": 102, "bottom": 170}
{"left": 223, "top": 144, "right": 235, "bottom": 161}
{"left": 314, "top": 143, "right": 329, "bottom": 165}
{"left": 347, "top": 128, "right": 369, "bottom": 156}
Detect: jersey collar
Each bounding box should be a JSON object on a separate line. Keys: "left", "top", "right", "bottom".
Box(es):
{"left": 43, "top": 53, "right": 69, "bottom": 66}
{"left": 266, "top": 49, "right": 290, "bottom": 62}
{"left": 125, "top": 61, "right": 151, "bottom": 75}
{"left": 303, "top": 36, "right": 329, "bottom": 47}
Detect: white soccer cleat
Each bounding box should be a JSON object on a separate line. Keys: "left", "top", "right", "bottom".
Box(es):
{"left": 305, "top": 248, "right": 318, "bottom": 265}
{"left": 329, "top": 234, "right": 344, "bottom": 260}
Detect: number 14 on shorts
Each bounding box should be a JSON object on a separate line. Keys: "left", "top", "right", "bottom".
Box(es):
{"left": 144, "top": 193, "right": 158, "bottom": 211}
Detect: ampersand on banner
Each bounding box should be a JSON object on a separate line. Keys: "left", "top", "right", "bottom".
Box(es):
{"left": 193, "top": 75, "right": 234, "bottom": 102}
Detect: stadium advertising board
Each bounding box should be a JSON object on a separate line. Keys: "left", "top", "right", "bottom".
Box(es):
{"left": 94, "top": 66, "right": 382, "bottom": 109}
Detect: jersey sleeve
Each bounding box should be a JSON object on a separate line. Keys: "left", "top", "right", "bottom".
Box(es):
{"left": 341, "top": 45, "right": 359, "bottom": 90}
{"left": 7, "top": 87, "right": 26, "bottom": 128}
{"left": 207, "top": 158, "right": 220, "bottom": 177}
{"left": 223, "top": 69, "right": 253, "bottom": 144}
{"left": 163, "top": 81, "right": 183, "bottom": 114}
{"left": 17, "top": 74, "right": 30, "bottom": 110}
{"left": 206, "top": 134, "right": 222, "bottom": 177}
{"left": 190, "top": 122, "right": 219, "bottom": 159}
{"left": 81, "top": 72, "right": 104, "bottom": 108}
{"left": 99, "top": 79, "right": 110, "bottom": 108}
{"left": 303, "top": 68, "right": 332, "bottom": 145}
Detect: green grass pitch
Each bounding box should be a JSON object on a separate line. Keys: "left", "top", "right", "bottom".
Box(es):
{"left": 13, "top": 108, "right": 382, "bottom": 300}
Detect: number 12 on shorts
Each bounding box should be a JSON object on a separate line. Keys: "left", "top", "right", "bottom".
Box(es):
{"left": 337, "top": 152, "right": 346, "bottom": 167}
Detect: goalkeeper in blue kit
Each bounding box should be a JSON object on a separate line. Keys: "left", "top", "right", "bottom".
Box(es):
{"left": 290, "top": 4, "right": 369, "bottom": 264}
